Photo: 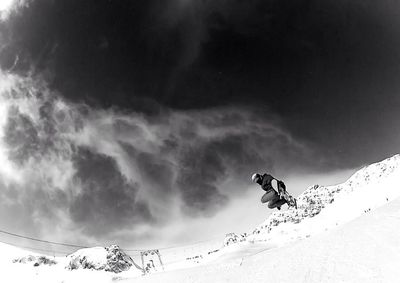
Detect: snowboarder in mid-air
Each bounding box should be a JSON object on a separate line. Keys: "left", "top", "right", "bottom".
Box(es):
{"left": 251, "top": 173, "right": 297, "bottom": 210}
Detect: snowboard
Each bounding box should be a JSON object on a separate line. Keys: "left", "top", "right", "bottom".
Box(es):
{"left": 277, "top": 180, "right": 297, "bottom": 209}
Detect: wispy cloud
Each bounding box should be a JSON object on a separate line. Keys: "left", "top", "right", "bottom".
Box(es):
{"left": 0, "top": 0, "right": 30, "bottom": 21}
{"left": 0, "top": 71, "right": 337, "bottom": 247}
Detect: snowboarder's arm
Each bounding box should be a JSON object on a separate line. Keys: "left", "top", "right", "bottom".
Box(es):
{"left": 274, "top": 179, "right": 286, "bottom": 197}
{"left": 271, "top": 179, "right": 279, "bottom": 191}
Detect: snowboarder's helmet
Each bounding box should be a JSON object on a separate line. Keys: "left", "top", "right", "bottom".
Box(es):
{"left": 251, "top": 173, "right": 261, "bottom": 183}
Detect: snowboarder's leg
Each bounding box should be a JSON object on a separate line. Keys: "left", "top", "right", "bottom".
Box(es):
{"left": 260, "top": 190, "right": 276, "bottom": 203}
{"left": 268, "top": 198, "right": 286, "bottom": 209}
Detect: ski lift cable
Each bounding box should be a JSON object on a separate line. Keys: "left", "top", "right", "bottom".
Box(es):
{"left": 0, "top": 238, "right": 72, "bottom": 255}
{"left": 0, "top": 229, "right": 88, "bottom": 248}
{"left": 0, "top": 227, "right": 224, "bottom": 254}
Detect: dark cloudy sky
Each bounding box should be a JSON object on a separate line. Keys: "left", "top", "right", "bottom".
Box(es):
{"left": 0, "top": 0, "right": 399, "bottom": 249}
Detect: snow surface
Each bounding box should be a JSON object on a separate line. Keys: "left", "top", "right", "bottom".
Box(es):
{"left": 2, "top": 154, "right": 400, "bottom": 282}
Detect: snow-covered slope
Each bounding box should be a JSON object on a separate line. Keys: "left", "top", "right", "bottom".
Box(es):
{"left": 248, "top": 154, "right": 400, "bottom": 245}
{"left": 159, "top": 154, "right": 400, "bottom": 265}
{"left": 131, "top": 189, "right": 400, "bottom": 283}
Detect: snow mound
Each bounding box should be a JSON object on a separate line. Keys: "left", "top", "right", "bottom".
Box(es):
{"left": 67, "top": 245, "right": 139, "bottom": 273}
{"left": 13, "top": 255, "right": 57, "bottom": 267}
{"left": 249, "top": 154, "right": 400, "bottom": 243}
{"left": 223, "top": 233, "right": 247, "bottom": 247}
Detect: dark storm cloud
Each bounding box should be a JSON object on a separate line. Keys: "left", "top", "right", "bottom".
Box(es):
{"left": 70, "top": 147, "right": 153, "bottom": 236}
{"left": 3, "top": 105, "right": 40, "bottom": 164}
{"left": 135, "top": 151, "right": 175, "bottom": 196}
{"left": 0, "top": 73, "right": 332, "bottom": 246}
{"left": 2, "top": 0, "right": 400, "bottom": 167}
{"left": 176, "top": 143, "right": 229, "bottom": 216}
{"left": 0, "top": 84, "right": 155, "bottom": 241}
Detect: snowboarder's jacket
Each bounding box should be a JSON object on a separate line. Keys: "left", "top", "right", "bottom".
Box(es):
{"left": 259, "top": 173, "right": 277, "bottom": 192}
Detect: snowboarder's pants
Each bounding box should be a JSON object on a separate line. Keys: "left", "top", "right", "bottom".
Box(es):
{"left": 261, "top": 190, "right": 286, "bottom": 209}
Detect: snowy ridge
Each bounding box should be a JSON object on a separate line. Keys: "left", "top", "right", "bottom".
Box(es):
{"left": 248, "top": 154, "right": 400, "bottom": 244}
